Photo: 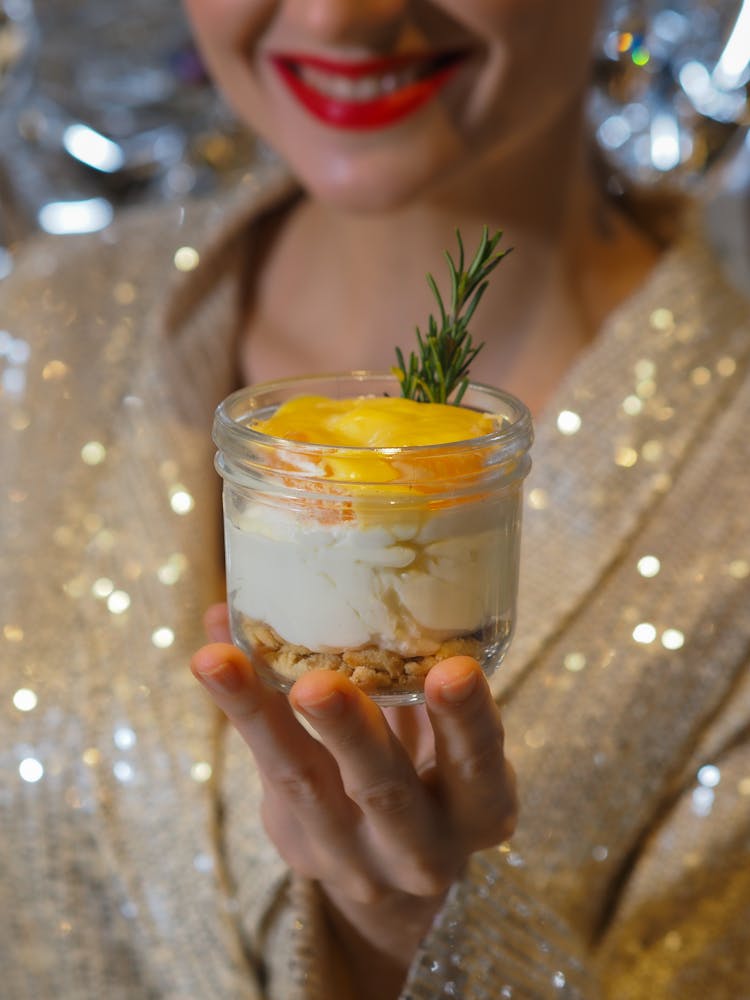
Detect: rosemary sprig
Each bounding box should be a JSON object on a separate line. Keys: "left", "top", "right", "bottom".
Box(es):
{"left": 394, "top": 226, "right": 511, "bottom": 404}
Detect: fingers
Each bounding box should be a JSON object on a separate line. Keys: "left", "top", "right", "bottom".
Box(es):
{"left": 191, "top": 641, "right": 516, "bottom": 901}
{"left": 191, "top": 642, "right": 327, "bottom": 780}
{"left": 291, "top": 672, "right": 454, "bottom": 896}
{"left": 203, "top": 603, "right": 231, "bottom": 643}
{"left": 425, "top": 657, "right": 518, "bottom": 849}
{"left": 191, "top": 645, "right": 377, "bottom": 890}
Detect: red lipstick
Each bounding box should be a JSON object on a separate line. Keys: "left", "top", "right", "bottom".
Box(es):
{"left": 269, "top": 50, "right": 468, "bottom": 130}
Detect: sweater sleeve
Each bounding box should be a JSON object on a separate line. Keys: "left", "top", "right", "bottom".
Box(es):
{"left": 402, "top": 851, "right": 595, "bottom": 999}
{"left": 257, "top": 701, "right": 750, "bottom": 1000}
{"left": 257, "top": 852, "right": 596, "bottom": 999}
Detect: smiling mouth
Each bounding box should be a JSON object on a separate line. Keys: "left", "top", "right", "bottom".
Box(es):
{"left": 269, "top": 50, "right": 469, "bottom": 129}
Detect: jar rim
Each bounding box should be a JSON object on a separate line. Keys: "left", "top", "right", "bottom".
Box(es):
{"left": 213, "top": 371, "right": 534, "bottom": 462}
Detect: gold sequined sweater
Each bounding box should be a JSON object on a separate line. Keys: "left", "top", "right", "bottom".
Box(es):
{"left": 2, "top": 164, "right": 749, "bottom": 999}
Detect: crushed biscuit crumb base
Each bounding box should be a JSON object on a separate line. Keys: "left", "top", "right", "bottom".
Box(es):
{"left": 236, "top": 615, "right": 484, "bottom": 694}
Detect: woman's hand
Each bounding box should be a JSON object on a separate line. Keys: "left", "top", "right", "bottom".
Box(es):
{"left": 191, "top": 604, "right": 517, "bottom": 1000}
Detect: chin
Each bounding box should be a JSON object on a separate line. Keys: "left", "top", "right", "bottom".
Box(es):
{"left": 280, "top": 135, "right": 464, "bottom": 215}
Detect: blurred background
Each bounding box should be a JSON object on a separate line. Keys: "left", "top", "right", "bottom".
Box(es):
{"left": 0, "top": 0, "right": 258, "bottom": 259}
{"left": 1, "top": 0, "right": 750, "bottom": 286}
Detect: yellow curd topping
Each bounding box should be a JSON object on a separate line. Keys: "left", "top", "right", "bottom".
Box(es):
{"left": 253, "top": 395, "right": 495, "bottom": 448}
{"left": 251, "top": 395, "right": 497, "bottom": 491}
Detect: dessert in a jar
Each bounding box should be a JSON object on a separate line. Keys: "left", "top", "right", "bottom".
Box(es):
{"left": 213, "top": 372, "right": 533, "bottom": 705}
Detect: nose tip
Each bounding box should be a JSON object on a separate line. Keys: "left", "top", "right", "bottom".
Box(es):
{"left": 284, "top": 0, "right": 409, "bottom": 45}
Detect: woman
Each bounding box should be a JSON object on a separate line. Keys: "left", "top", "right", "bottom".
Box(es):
{"left": 1, "top": 1, "right": 749, "bottom": 997}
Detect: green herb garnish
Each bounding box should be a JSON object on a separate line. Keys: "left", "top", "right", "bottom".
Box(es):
{"left": 393, "top": 226, "right": 511, "bottom": 405}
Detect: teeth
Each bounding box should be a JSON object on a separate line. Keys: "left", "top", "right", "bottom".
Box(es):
{"left": 298, "top": 64, "right": 421, "bottom": 102}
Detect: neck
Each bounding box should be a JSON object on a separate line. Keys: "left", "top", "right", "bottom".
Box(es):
{"left": 244, "top": 105, "right": 661, "bottom": 415}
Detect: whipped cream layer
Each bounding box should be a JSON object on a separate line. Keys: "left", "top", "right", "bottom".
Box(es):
{"left": 225, "top": 496, "right": 517, "bottom": 657}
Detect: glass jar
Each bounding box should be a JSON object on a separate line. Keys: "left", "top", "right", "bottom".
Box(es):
{"left": 213, "top": 373, "right": 533, "bottom": 705}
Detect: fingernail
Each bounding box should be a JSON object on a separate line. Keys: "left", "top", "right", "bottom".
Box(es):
{"left": 192, "top": 659, "right": 244, "bottom": 695}
{"left": 439, "top": 670, "right": 478, "bottom": 704}
{"left": 298, "top": 690, "right": 344, "bottom": 720}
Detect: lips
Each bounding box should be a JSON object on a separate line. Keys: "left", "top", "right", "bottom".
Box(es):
{"left": 269, "top": 50, "right": 468, "bottom": 129}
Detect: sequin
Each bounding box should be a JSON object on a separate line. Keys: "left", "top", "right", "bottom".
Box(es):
{"left": 151, "top": 627, "right": 175, "bottom": 649}
{"left": 563, "top": 652, "right": 587, "bottom": 672}
{"left": 92, "top": 577, "right": 115, "bottom": 599}
{"left": 12, "top": 689, "right": 37, "bottom": 712}
{"left": 716, "top": 356, "right": 737, "bottom": 377}
{"left": 113, "top": 761, "right": 134, "bottom": 783}
{"left": 3, "top": 625, "right": 24, "bottom": 642}
{"left": 632, "top": 622, "right": 657, "bottom": 644}
{"left": 622, "top": 394, "right": 643, "bottom": 415}
{"left": 528, "top": 488, "right": 549, "bottom": 510}
{"left": 524, "top": 726, "right": 547, "bottom": 749}
{"left": 691, "top": 786, "right": 714, "bottom": 817}
{"left": 174, "top": 246, "right": 200, "bottom": 272}
{"left": 107, "top": 590, "right": 131, "bottom": 614}
{"left": 80, "top": 441, "right": 107, "bottom": 465}
{"left": 697, "top": 765, "right": 721, "bottom": 788}
{"left": 716, "top": 356, "right": 737, "bottom": 378}
{"left": 641, "top": 439, "right": 663, "bottom": 462}
{"left": 193, "top": 852, "right": 214, "bottom": 873}
{"left": 19, "top": 757, "right": 44, "bottom": 783}
{"left": 42, "top": 360, "right": 70, "bottom": 380}
{"left": 157, "top": 553, "right": 189, "bottom": 585}
{"left": 2, "top": 368, "right": 26, "bottom": 397}
{"left": 634, "top": 358, "right": 656, "bottom": 380}
{"left": 113, "top": 727, "right": 137, "bottom": 751}
{"left": 169, "top": 487, "right": 195, "bottom": 514}
{"left": 637, "top": 555, "right": 661, "bottom": 577}
{"left": 0, "top": 248, "right": 13, "bottom": 280}
{"left": 661, "top": 628, "right": 685, "bottom": 650}
{"left": 82, "top": 748, "right": 101, "bottom": 767}
{"left": 190, "top": 762, "right": 212, "bottom": 783}
{"left": 615, "top": 445, "right": 639, "bottom": 467}
{"left": 556, "top": 410, "right": 582, "bottom": 435}
{"left": 7, "top": 338, "right": 30, "bottom": 365}
{"left": 727, "top": 559, "right": 749, "bottom": 580}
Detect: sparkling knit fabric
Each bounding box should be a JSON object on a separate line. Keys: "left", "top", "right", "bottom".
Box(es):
{"left": 1, "top": 163, "right": 749, "bottom": 999}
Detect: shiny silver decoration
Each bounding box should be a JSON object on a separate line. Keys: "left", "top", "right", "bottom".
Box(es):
{"left": 1, "top": 0, "right": 255, "bottom": 240}
{"left": 0, "top": 0, "right": 36, "bottom": 105}
{"left": 590, "top": 0, "right": 750, "bottom": 188}
{"left": 0, "top": 0, "right": 37, "bottom": 250}
{"left": 0, "top": 1, "right": 748, "bottom": 242}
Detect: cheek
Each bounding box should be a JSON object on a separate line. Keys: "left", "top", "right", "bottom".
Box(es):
{"left": 182, "top": 0, "right": 277, "bottom": 128}
{"left": 485, "top": 2, "right": 599, "bottom": 112}
{"left": 182, "top": 0, "right": 275, "bottom": 52}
